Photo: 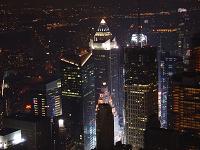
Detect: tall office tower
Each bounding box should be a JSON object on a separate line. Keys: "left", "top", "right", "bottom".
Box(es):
{"left": 82, "top": 52, "right": 96, "bottom": 150}
{"left": 30, "top": 84, "right": 47, "bottom": 117}
{"left": 169, "top": 33, "right": 200, "bottom": 149}
{"left": 61, "top": 53, "right": 83, "bottom": 149}
{"left": 170, "top": 72, "right": 200, "bottom": 134}
{"left": 89, "top": 19, "right": 124, "bottom": 145}
{"left": 124, "top": 46, "right": 158, "bottom": 149}
{"left": 190, "top": 33, "right": 200, "bottom": 72}
{"left": 96, "top": 103, "right": 114, "bottom": 150}
{"left": 61, "top": 50, "right": 94, "bottom": 149}
{"left": 46, "top": 79, "right": 62, "bottom": 118}
{"left": 177, "top": 8, "right": 191, "bottom": 71}
{"left": 159, "top": 52, "right": 183, "bottom": 128}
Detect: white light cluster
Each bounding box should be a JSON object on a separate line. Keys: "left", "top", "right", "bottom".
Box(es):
{"left": 178, "top": 8, "right": 187, "bottom": 13}
{"left": 0, "top": 130, "right": 25, "bottom": 149}
{"left": 131, "top": 34, "right": 147, "bottom": 46}
{"left": 58, "top": 119, "right": 64, "bottom": 128}
{"left": 89, "top": 39, "right": 118, "bottom": 50}
{"left": 100, "top": 19, "right": 106, "bottom": 24}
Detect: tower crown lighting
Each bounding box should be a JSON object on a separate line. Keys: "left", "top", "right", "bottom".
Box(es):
{"left": 100, "top": 19, "right": 106, "bottom": 24}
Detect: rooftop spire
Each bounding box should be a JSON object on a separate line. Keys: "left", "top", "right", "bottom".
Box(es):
{"left": 97, "top": 19, "right": 110, "bottom": 32}
{"left": 100, "top": 19, "right": 106, "bottom": 24}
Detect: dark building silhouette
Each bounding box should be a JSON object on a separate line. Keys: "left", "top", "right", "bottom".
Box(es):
{"left": 96, "top": 103, "right": 114, "bottom": 150}
{"left": 144, "top": 114, "right": 200, "bottom": 150}
{"left": 0, "top": 96, "right": 6, "bottom": 129}
{"left": 144, "top": 127, "right": 200, "bottom": 150}
{"left": 114, "top": 141, "right": 132, "bottom": 150}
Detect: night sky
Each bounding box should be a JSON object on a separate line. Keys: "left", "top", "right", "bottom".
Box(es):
{"left": 5, "top": 0, "right": 192, "bottom": 10}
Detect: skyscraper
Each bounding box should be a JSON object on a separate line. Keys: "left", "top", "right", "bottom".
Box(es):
{"left": 168, "top": 33, "right": 200, "bottom": 150}
{"left": 124, "top": 46, "right": 158, "bottom": 149}
{"left": 61, "top": 50, "right": 94, "bottom": 149}
{"left": 177, "top": 8, "right": 191, "bottom": 70}
{"left": 30, "top": 84, "right": 47, "bottom": 117}
{"left": 89, "top": 19, "right": 124, "bottom": 146}
{"left": 190, "top": 33, "right": 200, "bottom": 72}
{"left": 170, "top": 72, "right": 200, "bottom": 135}
{"left": 169, "top": 33, "right": 200, "bottom": 129}
{"left": 159, "top": 52, "right": 182, "bottom": 128}
{"left": 46, "top": 79, "right": 62, "bottom": 118}
{"left": 82, "top": 52, "right": 96, "bottom": 150}
{"left": 96, "top": 103, "right": 114, "bottom": 150}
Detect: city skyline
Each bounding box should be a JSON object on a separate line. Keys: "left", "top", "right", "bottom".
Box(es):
{"left": 0, "top": 0, "right": 200, "bottom": 150}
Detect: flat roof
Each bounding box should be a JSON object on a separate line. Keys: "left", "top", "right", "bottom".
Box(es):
{"left": 0, "top": 128, "right": 19, "bottom": 136}
{"left": 5, "top": 113, "right": 50, "bottom": 122}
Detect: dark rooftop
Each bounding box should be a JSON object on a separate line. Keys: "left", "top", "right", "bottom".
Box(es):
{"left": 0, "top": 128, "right": 19, "bottom": 136}
{"left": 172, "top": 71, "right": 200, "bottom": 87}
{"left": 6, "top": 113, "right": 50, "bottom": 123}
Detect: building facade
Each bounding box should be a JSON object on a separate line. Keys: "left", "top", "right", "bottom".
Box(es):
{"left": 124, "top": 46, "right": 158, "bottom": 149}
{"left": 96, "top": 103, "right": 114, "bottom": 150}
{"left": 46, "top": 79, "right": 62, "bottom": 118}
{"left": 61, "top": 50, "right": 94, "bottom": 149}
{"left": 170, "top": 72, "right": 200, "bottom": 135}
{"left": 158, "top": 52, "right": 183, "bottom": 128}
{"left": 89, "top": 19, "right": 124, "bottom": 148}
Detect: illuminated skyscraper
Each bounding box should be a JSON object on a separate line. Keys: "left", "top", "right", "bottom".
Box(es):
{"left": 190, "top": 33, "right": 200, "bottom": 72}
{"left": 170, "top": 33, "right": 200, "bottom": 129}
{"left": 32, "top": 88, "right": 47, "bottom": 117}
{"left": 177, "top": 8, "right": 191, "bottom": 67}
{"left": 124, "top": 46, "right": 158, "bottom": 149}
{"left": 89, "top": 19, "right": 124, "bottom": 148}
{"left": 159, "top": 52, "right": 183, "bottom": 128}
{"left": 168, "top": 33, "right": 200, "bottom": 149}
{"left": 82, "top": 52, "right": 96, "bottom": 150}
{"left": 61, "top": 50, "right": 94, "bottom": 149}
{"left": 170, "top": 72, "right": 200, "bottom": 133}
{"left": 46, "top": 79, "right": 62, "bottom": 118}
